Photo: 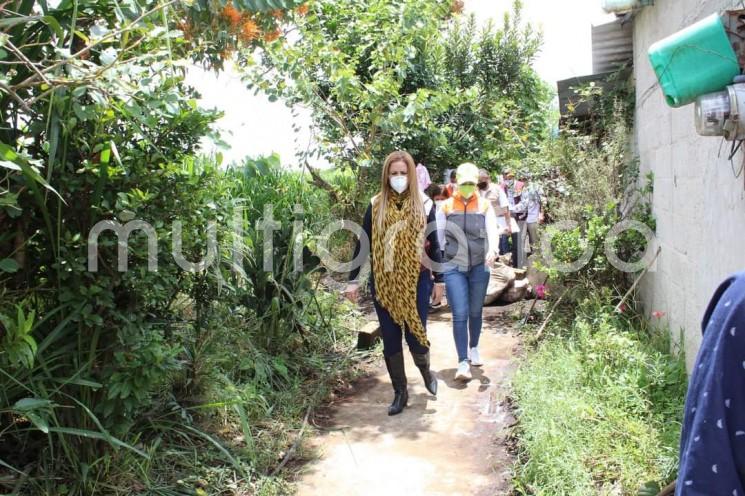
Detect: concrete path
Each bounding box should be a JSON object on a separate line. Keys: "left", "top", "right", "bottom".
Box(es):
{"left": 295, "top": 306, "right": 521, "bottom": 496}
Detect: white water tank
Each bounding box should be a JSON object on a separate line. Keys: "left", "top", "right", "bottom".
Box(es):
{"left": 601, "top": 0, "right": 652, "bottom": 13}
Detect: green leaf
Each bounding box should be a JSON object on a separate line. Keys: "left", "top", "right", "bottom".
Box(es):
{"left": 0, "top": 15, "right": 43, "bottom": 30}
{"left": 0, "top": 258, "right": 19, "bottom": 273}
{"left": 48, "top": 427, "right": 149, "bottom": 458}
{"left": 0, "top": 160, "right": 21, "bottom": 171}
{"left": 54, "top": 378, "right": 103, "bottom": 390}
{"left": 0, "top": 142, "right": 64, "bottom": 201}
{"left": 26, "top": 412, "right": 50, "bottom": 434}
{"left": 41, "top": 15, "right": 64, "bottom": 38}
{"left": 13, "top": 398, "right": 52, "bottom": 412}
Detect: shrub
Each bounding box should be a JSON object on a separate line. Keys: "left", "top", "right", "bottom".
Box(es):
{"left": 512, "top": 297, "right": 687, "bottom": 495}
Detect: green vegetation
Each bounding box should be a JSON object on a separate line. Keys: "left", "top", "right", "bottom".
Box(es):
{"left": 1, "top": 152, "right": 361, "bottom": 493}
{"left": 248, "top": 0, "right": 552, "bottom": 217}
{"left": 531, "top": 117, "right": 655, "bottom": 295}
{"left": 0, "top": 0, "right": 688, "bottom": 493}
{"left": 512, "top": 295, "right": 687, "bottom": 495}
{"left": 0, "top": 1, "right": 362, "bottom": 493}
{"left": 512, "top": 81, "right": 687, "bottom": 495}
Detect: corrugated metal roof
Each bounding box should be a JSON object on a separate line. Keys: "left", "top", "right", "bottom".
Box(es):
{"left": 592, "top": 19, "right": 633, "bottom": 73}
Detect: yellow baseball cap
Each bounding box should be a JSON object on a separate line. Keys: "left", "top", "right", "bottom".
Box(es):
{"left": 456, "top": 162, "right": 479, "bottom": 185}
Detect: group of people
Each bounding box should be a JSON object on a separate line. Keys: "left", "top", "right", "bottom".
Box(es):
{"left": 337, "top": 150, "right": 745, "bottom": 495}
{"left": 343, "top": 151, "right": 543, "bottom": 416}
{"left": 426, "top": 164, "right": 544, "bottom": 271}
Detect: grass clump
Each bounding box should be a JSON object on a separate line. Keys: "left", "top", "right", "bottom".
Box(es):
{"left": 511, "top": 295, "right": 687, "bottom": 495}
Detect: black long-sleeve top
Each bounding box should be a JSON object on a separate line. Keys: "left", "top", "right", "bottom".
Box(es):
{"left": 348, "top": 200, "right": 443, "bottom": 283}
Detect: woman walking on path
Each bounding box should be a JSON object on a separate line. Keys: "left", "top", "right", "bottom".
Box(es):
{"left": 439, "top": 163, "right": 501, "bottom": 381}
{"left": 344, "top": 151, "right": 445, "bottom": 416}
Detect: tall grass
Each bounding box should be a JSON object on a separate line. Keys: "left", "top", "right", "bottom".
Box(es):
{"left": 511, "top": 295, "right": 687, "bottom": 495}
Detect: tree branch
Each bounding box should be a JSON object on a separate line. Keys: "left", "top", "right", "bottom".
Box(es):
{"left": 304, "top": 162, "right": 340, "bottom": 203}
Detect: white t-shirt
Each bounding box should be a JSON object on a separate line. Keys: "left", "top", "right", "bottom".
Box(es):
{"left": 481, "top": 185, "right": 518, "bottom": 234}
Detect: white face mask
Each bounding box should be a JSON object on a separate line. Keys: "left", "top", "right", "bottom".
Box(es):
{"left": 389, "top": 176, "right": 408, "bottom": 194}
{"left": 435, "top": 200, "right": 444, "bottom": 209}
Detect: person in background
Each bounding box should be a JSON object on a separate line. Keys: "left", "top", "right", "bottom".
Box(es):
{"left": 500, "top": 169, "right": 525, "bottom": 268}
{"left": 416, "top": 163, "right": 431, "bottom": 192}
{"left": 427, "top": 184, "right": 448, "bottom": 254}
{"left": 675, "top": 271, "right": 745, "bottom": 495}
{"left": 515, "top": 172, "right": 544, "bottom": 256}
{"left": 427, "top": 184, "right": 448, "bottom": 308}
{"left": 478, "top": 168, "right": 513, "bottom": 244}
{"left": 343, "top": 151, "right": 444, "bottom": 416}
{"left": 445, "top": 169, "right": 458, "bottom": 197}
{"left": 439, "top": 163, "right": 500, "bottom": 381}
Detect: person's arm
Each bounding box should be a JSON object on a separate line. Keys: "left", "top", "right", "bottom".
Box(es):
{"left": 676, "top": 274, "right": 745, "bottom": 495}
{"left": 498, "top": 188, "right": 512, "bottom": 234}
{"left": 425, "top": 206, "right": 443, "bottom": 283}
{"left": 485, "top": 204, "right": 500, "bottom": 264}
{"left": 503, "top": 211, "right": 511, "bottom": 232}
{"left": 435, "top": 205, "right": 446, "bottom": 251}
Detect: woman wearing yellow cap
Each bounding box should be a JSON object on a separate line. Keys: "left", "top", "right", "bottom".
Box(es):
{"left": 438, "top": 163, "right": 501, "bottom": 381}
{"left": 343, "top": 151, "right": 444, "bottom": 415}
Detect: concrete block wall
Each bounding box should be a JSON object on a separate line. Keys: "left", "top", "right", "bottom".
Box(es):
{"left": 633, "top": 0, "right": 745, "bottom": 370}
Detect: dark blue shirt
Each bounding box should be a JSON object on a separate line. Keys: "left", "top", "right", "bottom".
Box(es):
{"left": 677, "top": 271, "right": 745, "bottom": 495}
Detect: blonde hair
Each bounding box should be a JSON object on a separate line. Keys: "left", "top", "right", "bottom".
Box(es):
{"left": 374, "top": 151, "right": 425, "bottom": 230}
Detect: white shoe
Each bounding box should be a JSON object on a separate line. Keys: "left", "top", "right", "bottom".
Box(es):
{"left": 455, "top": 360, "right": 472, "bottom": 381}
{"left": 469, "top": 347, "right": 483, "bottom": 367}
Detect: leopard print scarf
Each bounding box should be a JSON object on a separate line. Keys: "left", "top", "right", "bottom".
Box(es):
{"left": 372, "top": 192, "right": 429, "bottom": 348}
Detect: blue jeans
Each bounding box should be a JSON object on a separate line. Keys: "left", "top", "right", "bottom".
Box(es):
{"left": 372, "top": 270, "right": 432, "bottom": 357}
{"left": 500, "top": 232, "right": 520, "bottom": 267}
{"left": 444, "top": 264, "right": 491, "bottom": 362}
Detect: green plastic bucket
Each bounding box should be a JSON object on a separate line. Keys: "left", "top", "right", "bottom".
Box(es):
{"left": 648, "top": 13, "right": 741, "bottom": 107}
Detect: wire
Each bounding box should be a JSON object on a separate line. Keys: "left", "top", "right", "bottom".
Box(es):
{"left": 731, "top": 140, "right": 745, "bottom": 178}
{"left": 725, "top": 134, "right": 745, "bottom": 178}
{"left": 728, "top": 137, "right": 743, "bottom": 161}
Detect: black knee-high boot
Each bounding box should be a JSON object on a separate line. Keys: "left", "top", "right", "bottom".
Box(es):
{"left": 384, "top": 351, "right": 408, "bottom": 416}
{"left": 412, "top": 351, "right": 438, "bottom": 396}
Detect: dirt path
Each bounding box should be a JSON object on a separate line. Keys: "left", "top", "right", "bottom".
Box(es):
{"left": 295, "top": 305, "right": 523, "bottom": 496}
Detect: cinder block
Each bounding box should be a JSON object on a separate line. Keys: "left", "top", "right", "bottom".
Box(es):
{"left": 671, "top": 106, "right": 695, "bottom": 143}
{"left": 654, "top": 112, "right": 673, "bottom": 149}
{"left": 653, "top": 176, "right": 674, "bottom": 213}
{"left": 357, "top": 321, "right": 381, "bottom": 350}
{"left": 671, "top": 140, "right": 695, "bottom": 179}
{"left": 669, "top": 215, "right": 691, "bottom": 257}
{"left": 653, "top": 146, "right": 673, "bottom": 180}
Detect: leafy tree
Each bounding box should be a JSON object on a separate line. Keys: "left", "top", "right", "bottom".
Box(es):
{"left": 244, "top": 0, "right": 552, "bottom": 212}
{"left": 0, "top": 0, "right": 340, "bottom": 492}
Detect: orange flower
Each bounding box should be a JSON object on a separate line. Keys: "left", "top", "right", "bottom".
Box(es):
{"left": 219, "top": 47, "right": 234, "bottom": 60}
{"left": 239, "top": 18, "right": 260, "bottom": 42}
{"left": 263, "top": 29, "right": 281, "bottom": 43}
{"left": 450, "top": 0, "right": 464, "bottom": 14}
{"left": 221, "top": 2, "right": 242, "bottom": 29}
{"left": 296, "top": 4, "right": 309, "bottom": 16}
{"left": 270, "top": 9, "right": 284, "bottom": 19}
